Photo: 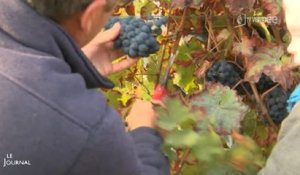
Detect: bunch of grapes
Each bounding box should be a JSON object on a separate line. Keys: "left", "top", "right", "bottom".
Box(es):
{"left": 105, "top": 16, "right": 167, "bottom": 58}
{"left": 256, "top": 74, "right": 276, "bottom": 93}
{"left": 206, "top": 60, "right": 242, "bottom": 88}
{"left": 265, "top": 86, "right": 289, "bottom": 124}
{"left": 206, "top": 60, "right": 289, "bottom": 124}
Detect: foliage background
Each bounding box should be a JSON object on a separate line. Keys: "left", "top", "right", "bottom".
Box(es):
{"left": 102, "top": 0, "right": 300, "bottom": 174}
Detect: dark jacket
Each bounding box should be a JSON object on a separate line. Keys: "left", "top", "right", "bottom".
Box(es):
{"left": 0, "top": 0, "right": 169, "bottom": 174}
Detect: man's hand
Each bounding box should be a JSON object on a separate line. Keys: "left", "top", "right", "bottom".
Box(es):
{"left": 82, "top": 23, "right": 137, "bottom": 76}
{"left": 126, "top": 100, "right": 157, "bottom": 130}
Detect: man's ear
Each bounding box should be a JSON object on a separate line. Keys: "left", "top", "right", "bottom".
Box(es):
{"left": 80, "top": 0, "right": 106, "bottom": 32}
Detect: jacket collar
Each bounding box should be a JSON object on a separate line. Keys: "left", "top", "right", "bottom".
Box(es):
{"left": 0, "top": 0, "right": 114, "bottom": 89}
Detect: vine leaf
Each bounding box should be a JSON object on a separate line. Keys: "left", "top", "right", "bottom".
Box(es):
{"left": 133, "top": 0, "right": 156, "bottom": 15}
{"left": 104, "top": 90, "right": 121, "bottom": 108}
{"left": 263, "top": 64, "right": 293, "bottom": 90}
{"left": 245, "top": 45, "right": 292, "bottom": 90}
{"left": 233, "top": 34, "right": 292, "bottom": 90}
{"left": 174, "top": 37, "right": 202, "bottom": 94}
{"left": 233, "top": 35, "right": 263, "bottom": 57}
{"left": 171, "top": 0, "right": 202, "bottom": 8}
{"left": 191, "top": 84, "right": 248, "bottom": 134}
{"left": 174, "top": 64, "right": 197, "bottom": 94}
{"left": 140, "top": 1, "right": 158, "bottom": 17}
{"left": 261, "top": 0, "right": 282, "bottom": 16}
{"left": 245, "top": 45, "right": 284, "bottom": 81}
{"left": 156, "top": 98, "right": 197, "bottom": 131}
{"left": 166, "top": 129, "right": 199, "bottom": 148}
{"left": 225, "top": 0, "right": 255, "bottom": 15}
{"left": 192, "top": 131, "right": 224, "bottom": 162}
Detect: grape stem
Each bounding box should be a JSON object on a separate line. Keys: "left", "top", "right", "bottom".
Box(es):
{"left": 232, "top": 79, "right": 252, "bottom": 98}
{"left": 157, "top": 5, "right": 189, "bottom": 86}
{"left": 261, "top": 83, "right": 280, "bottom": 100}
{"left": 174, "top": 149, "right": 191, "bottom": 175}
{"left": 250, "top": 83, "right": 279, "bottom": 131}
{"left": 156, "top": 25, "right": 170, "bottom": 84}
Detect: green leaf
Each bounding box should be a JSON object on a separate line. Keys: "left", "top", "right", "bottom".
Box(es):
{"left": 162, "top": 144, "right": 178, "bottom": 161}
{"left": 166, "top": 129, "right": 199, "bottom": 147}
{"left": 191, "top": 84, "right": 248, "bottom": 133}
{"left": 140, "top": 1, "right": 158, "bottom": 17}
{"left": 241, "top": 110, "right": 258, "bottom": 136}
{"left": 174, "top": 64, "right": 198, "bottom": 94}
{"left": 156, "top": 98, "right": 197, "bottom": 131}
{"left": 133, "top": 0, "right": 152, "bottom": 15}
{"left": 173, "top": 37, "right": 202, "bottom": 94}
{"left": 181, "top": 164, "right": 204, "bottom": 175}
{"left": 104, "top": 90, "right": 121, "bottom": 108}
{"left": 176, "top": 37, "right": 203, "bottom": 62}
{"left": 191, "top": 131, "right": 224, "bottom": 162}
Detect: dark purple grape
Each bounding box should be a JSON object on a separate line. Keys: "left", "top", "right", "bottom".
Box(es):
{"left": 123, "top": 47, "right": 129, "bottom": 54}
{"left": 265, "top": 86, "right": 289, "bottom": 124}
{"left": 155, "top": 16, "right": 168, "bottom": 27}
{"left": 122, "top": 39, "right": 130, "bottom": 46}
{"left": 145, "top": 38, "right": 156, "bottom": 47}
{"left": 139, "top": 32, "right": 148, "bottom": 40}
{"left": 105, "top": 16, "right": 161, "bottom": 58}
{"left": 138, "top": 44, "right": 148, "bottom": 52}
{"left": 256, "top": 74, "right": 276, "bottom": 93}
{"left": 129, "top": 49, "right": 137, "bottom": 57}
{"left": 141, "top": 25, "right": 151, "bottom": 33}
{"left": 130, "top": 43, "right": 138, "bottom": 50}
{"left": 206, "top": 60, "right": 241, "bottom": 88}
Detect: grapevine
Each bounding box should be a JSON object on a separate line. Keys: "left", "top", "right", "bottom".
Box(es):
{"left": 102, "top": 0, "right": 300, "bottom": 174}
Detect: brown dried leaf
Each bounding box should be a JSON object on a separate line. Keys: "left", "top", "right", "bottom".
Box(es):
{"left": 233, "top": 35, "right": 263, "bottom": 57}
{"left": 261, "top": 0, "right": 282, "bottom": 16}
{"left": 225, "top": 0, "right": 255, "bottom": 15}
{"left": 195, "top": 60, "right": 213, "bottom": 79}
{"left": 263, "top": 65, "right": 293, "bottom": 90}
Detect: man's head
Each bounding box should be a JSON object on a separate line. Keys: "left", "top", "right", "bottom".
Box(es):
{"left": 26, "top": 0, "right": 118, "bottom": 46}
{"left": 283, "top": 0, "right": 300, "bottom": 64}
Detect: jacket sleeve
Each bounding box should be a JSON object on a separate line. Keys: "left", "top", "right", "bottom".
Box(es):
{"left": 258, "top": 102, "right": 300, "bottom": 175}
{"left": 130, "top": 127, "right": 170, "bottom": 175}
{"left": 67, "top": 104, "right": 170, "bottom": 175}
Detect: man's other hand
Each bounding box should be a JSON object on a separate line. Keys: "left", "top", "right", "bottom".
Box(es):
{"left": 126, "top": 100, "right": 157, "bottom": 130}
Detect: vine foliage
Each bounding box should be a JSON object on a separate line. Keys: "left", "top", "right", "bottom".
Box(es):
{"left": 103, "top": 0, "right": 299, "bottom": 174}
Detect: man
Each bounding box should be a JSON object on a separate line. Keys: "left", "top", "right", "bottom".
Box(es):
{"left": 0, "top": 0, "right": 169, "bottom": 175}
{"left": 258, "top": 0, "right": 300, "bottom": 174}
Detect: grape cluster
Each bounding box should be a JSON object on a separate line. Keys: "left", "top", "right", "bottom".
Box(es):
{"left": 256, "top": 74, "right": 276, "bottom": 93}
{"left": 265, "top": 86, "right": 289, "bottom": 124}
{"left": 206, "top": 60, "right": 289, "bottom": 124}
{"left": 206, "top": 60, "right": 241, "bottom": 88}
{"left": 105, "top": 16, "right": 167, "bottom": 58}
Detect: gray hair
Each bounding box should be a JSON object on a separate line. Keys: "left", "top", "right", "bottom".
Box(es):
{"left": 26, "top": 0, "right": 93, "bottom": 21}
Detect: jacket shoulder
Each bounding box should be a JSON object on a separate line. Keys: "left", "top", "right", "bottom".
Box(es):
{"left": 0, "top": 48, "right": 111, "bottom": 175}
